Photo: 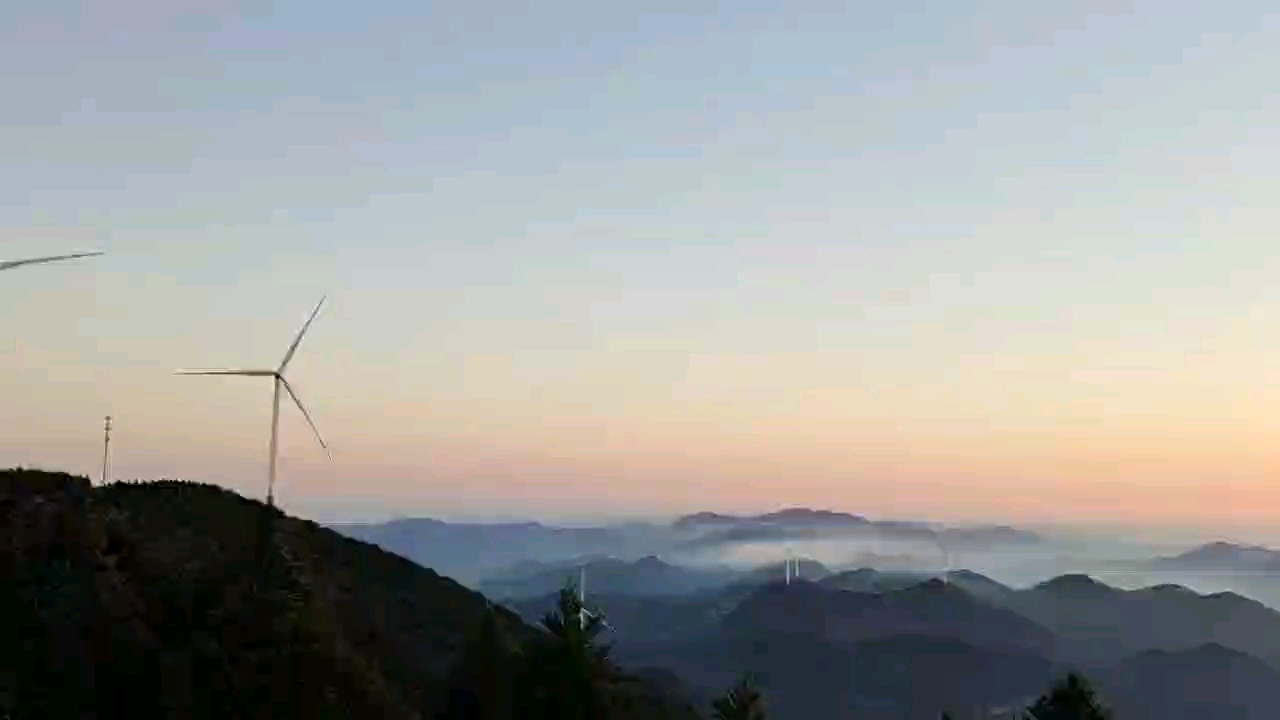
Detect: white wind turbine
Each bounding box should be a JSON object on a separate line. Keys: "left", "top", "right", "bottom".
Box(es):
{"left": 1, "top": 251, "right": 104, "bottom": 273}
{"left": 936, "top": 534, "right": 951, "bottom": 586}
{"left": 175, "top": 297, "right": 331, "bottom": 508}
{"left": 578, "top": 565, "right": 613, "bottom": 631}
{"left": 534, "top": 564, "right": 613, "bottom": 635}
{"left": 783, "top": 550, "right": 799, "bottom": 585}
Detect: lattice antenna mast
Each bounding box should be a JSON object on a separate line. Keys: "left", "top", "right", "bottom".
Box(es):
{"left": 101, "top": 415, "right": 112, "bottom": 485}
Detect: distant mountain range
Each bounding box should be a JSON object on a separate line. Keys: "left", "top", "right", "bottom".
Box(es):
{"left": 1105, "top": 643, "right": 1280, "bottom": 720}
{"left": 480, "top": 555, "right": 843, "bottom": 602}
{"left": 722, "top": 578, "right": 1058, "bottom": 657}
{"left": 671, "top": 508, "right": 1043, "bottom": 548}
{"left": 1149, "top": 541, "right": 1280, "bottom": 573}
{"left": 1008, "top": 573, "right": 1280, "bottom": 669}
{"left": 331, "top": 517, "right": 645, "bottom": 583}
{"left": 328, "top": 512, "right": 1280, "bottom": 718}
{"left": 479, "top": 555, "right": 739, "bottom": 599}
{"left": 331, "top": 508, "right": 1046, "bottom": 585}
{"left": 502, "top": 568, "right": 1280, "bottom": 719}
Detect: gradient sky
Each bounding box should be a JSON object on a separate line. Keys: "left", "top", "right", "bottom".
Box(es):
{"left": 3, "top": 1, "right": 1280, "bottom": 528}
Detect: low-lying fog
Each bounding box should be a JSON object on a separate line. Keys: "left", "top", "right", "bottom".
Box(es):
{"left": 689, "top": 535, "right": 1280, "bottom": 609}
{"left": 334, "top": 513, "right": 1280, "bottom": 610}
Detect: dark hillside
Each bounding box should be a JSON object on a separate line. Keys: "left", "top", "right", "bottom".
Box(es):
{"left": 0, "top": 469, "right": 699, "bottom": 720}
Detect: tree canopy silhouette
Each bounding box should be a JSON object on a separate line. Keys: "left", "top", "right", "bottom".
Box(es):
{"left": 711, "top": 673, "right": 766, "bottom": 720}
{"left": 518, "top": 582, "right": 613, "bottom": 720}
{"left": 442, "top": 608, "right": 519, "bottom": 720}
{"left": 1025, "top": 672, "right": 1111, "bottom": 720}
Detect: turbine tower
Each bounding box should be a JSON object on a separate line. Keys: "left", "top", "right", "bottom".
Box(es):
{"left": 936, "top": 534, "right": 951, "bottom": 586}
{"left": 784, "top": 551, "right": 800, "bottom": 585}
{"left": 0, "top": 251, "right": 104, "bottom": 273}
{"left": 176, "top": 297, "right": 330, "bottom": 507}
{"left": 577, "top": 564, "right": 612, "bottom": 631}
{"left": 101, "top": 415, "right": 112, "bottom": 485}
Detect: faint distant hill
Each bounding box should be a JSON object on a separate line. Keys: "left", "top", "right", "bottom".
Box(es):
{"left": 478, "top": 555, "right": 736, "bottom": 600}
{"left": 820, "top": 567, "right": 933, "bottom": 593}
{"left": 332, "top": 517, "right": 639, "bottom": 584}
{"left": 1104, "top": 643, "right": 1280, "bottom": 720}
{"left": 747, "top": 557, "right": 833, "bottom": 581}
{"left": 697, "top": 559, "right": 837, "bottom": 607}
{"left": 483, "top": 555, "right": 841, "bottom": 606}
{"left": 817, "top": 567, "right": 1015, "bottom": 598}
{"left": 1149, "top": 541, "right": 1280, "bottom": 573}
{"left": 1003, "top": 573, "right": 1280, "bottom": 669}
{"left": 671, "top": 507, "right": 1043, "bottom": 549}
{"left": 669, "top": 511, "right": 739, "bottom": 530}
{"left": 937, "top": 524, "right": 1043, "bottom": 548}
{"left": 672, "top": 508, "right": 868, "bottom": 531}
{"left": 943, "top": 569, "right": 1019, "bottom": 606}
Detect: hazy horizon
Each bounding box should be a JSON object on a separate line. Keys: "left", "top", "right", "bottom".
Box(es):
{"left": 5, "top": 2, "right": 1280, "bottom": 530}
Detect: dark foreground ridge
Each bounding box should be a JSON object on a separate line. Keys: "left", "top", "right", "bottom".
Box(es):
{"left": 0, "top": 468, "right": 699, "bottom": 719}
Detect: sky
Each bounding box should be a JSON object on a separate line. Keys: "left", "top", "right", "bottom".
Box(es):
{"left": 2, "top": 0, "right": 1280, "bottom": 529}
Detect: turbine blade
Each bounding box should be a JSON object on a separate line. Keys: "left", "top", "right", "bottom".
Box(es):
{"left": 279, "top": 377, "right": 330, "bottom": 457}
{"left": 174, "top": 369, "right": 275, "bottom": 376}
{"left": 278, "top": 296, "right": 326, "bottom": 372}
{"left": 0, "top": 251, "right": 104, "bottom": 272}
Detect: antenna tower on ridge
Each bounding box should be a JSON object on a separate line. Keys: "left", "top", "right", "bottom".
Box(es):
{"left": 101, "top": 415, "right": 112, "bottom": 485}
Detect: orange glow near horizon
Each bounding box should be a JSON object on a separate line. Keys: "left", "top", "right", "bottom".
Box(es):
{"left": 6, "top": 2, "right": 1280, "bottom": 531}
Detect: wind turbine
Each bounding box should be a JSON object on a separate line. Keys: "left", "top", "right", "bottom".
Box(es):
{"left": 175, "top": 297, "right": 330, "bottom": 508}
{"left": 0, "top": 251, "right": 104, "bottom": 273}
{"left": 935, "top": 532, "right": 951, "bottom": 586}
{"left": 783, "top": 550, "right": 800, "bottom": 586}
{"left": 534, "top": 564, "right": 613, "bottom": 635}
{"left": 578, "top": 565, "right": 613, "bottom": 631}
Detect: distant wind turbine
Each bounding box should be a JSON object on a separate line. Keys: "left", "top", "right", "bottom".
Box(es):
{"left": 578, "top": 565, "right": 613, "bottom": 631}
{"left": 936, "top": 534, "right": 951, "bottom": 586}
{"left": 175, "top": 297, "right": 330, "bottom": 508}
{"left": 0, "top": 251, "right": 104, "bottom": 273}
{"left": 783, "top": 551, "right": 800, "bottom": 586}
{"left": 535, "top": 564, "right": 613, "bottom": 635}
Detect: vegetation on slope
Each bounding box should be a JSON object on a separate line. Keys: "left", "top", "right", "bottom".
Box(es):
{"left": 0, "top": 468, "right": 696, "bottom": 720}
